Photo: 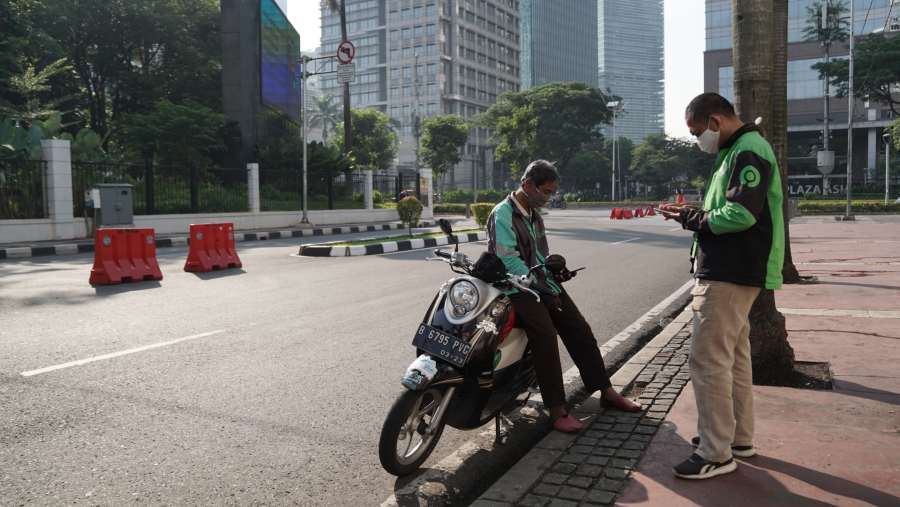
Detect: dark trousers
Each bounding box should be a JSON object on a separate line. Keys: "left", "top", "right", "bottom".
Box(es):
{"left": 509, "top": 290, "right": 612, "bottom": 410}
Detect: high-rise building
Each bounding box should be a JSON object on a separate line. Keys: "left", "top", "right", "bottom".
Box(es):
{"left": 320, "top": 0, "right": 521, "bottom": 189}
{"left": 704, "top": 0, "right": 898, "bottom": 196}
{"left": 519, "top": 0, "right": 598, "bottom": 89}
{"left": 597, "top": 0, "right": 665, "bottom": 144}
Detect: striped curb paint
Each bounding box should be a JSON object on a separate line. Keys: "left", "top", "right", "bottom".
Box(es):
{"left": 299, "top": 231, "right": 488, "bottom": 257}
{"left": 0, "top": 221, "right": 436, "bottom": 261}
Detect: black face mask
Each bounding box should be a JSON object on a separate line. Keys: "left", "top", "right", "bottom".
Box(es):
{"left": 524, "top": 184, "right": 548, "bottom": 209}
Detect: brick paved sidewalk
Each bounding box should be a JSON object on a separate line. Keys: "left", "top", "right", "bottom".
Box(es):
{"left": 475, "top": 218, "right": 900, "bottom": 507}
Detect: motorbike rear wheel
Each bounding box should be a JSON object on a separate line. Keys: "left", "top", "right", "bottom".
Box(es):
{"left": 378, "top": 386, "right": 449, "bottom": 476}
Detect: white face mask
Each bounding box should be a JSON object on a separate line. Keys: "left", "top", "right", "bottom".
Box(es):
{"left": 696, "top": 118, "right": 721, "bottom": 154}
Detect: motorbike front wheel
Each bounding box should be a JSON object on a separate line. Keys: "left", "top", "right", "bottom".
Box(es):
{"left": 378, "top": 386, "right": 450, "bottom": 476}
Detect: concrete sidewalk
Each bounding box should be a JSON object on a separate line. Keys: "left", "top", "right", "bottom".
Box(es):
{"left": 474, "top": 218, "right": 900, "bottom": 507}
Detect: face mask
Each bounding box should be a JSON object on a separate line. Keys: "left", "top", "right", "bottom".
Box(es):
{"left": 696, "top": 118, "right": 721, "bottom": 154}
{"left": 525, "top": 184, "right": 548, "bottom": 208}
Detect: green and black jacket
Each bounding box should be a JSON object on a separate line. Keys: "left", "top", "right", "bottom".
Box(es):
{"left": 680, "top": 124, "right": 785, "bottom": 289}
{"left": 486, "top": 194, "right": 561, "bottom": 296}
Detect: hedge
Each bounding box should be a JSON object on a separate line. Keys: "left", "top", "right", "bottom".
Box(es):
{"left": 799, "top": 200, "right": 900, "bottom": 214}
{"left": 470, "top": 203, "right": 494, "bottom": 228}
{"left": 434, "top": 203, "right": 468, "bottom": 214}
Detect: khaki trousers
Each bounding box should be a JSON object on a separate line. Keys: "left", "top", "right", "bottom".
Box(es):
{"left": 690, "top": 279, "right": 761, "bottom": 462}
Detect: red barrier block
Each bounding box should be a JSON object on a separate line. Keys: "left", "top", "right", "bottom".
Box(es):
{"left": 623, "top": 209, "right": 634, "bottom": 219}
{"left": 609, "top": 208, "right": 618, "bottom": 219}
{"left": 90, "top": 228, "right": 163, "bottom": 285}
{"left": 184, "top": 223, "right": 242, "bottom": 272}
{"left": 646, "top": 206, "right": 656, "bottom": 216}
{"left": 635, "top": 207, "right": 645, "bottom": 218}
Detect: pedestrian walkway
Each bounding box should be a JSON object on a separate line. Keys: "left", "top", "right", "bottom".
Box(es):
{"left": 474, "top": 219, "right": 900, "bottom": 506}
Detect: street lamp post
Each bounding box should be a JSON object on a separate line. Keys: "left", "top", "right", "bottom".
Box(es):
{"left": 844, "top": 0, "right": 855, "bottom": 220}
{"left": 300, "top": 55, "right": 310, "bottom": 224}
{"left": 886, "top": 131, "right": 892, "bottom": 205}
{"left": 606, "top": 100, "right": 623, "bottom": 201}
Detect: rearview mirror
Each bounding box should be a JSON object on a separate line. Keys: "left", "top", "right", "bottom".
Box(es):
{"left": 438, "top": 218, "right": 453, "bottom": 236}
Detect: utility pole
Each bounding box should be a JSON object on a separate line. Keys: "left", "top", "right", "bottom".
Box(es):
{"left": 606, "top": 100, "right": 623, "bottom": 200}
{"left": 301, "top": 55, "right": 309, "bottom": 223}
{"left": 844, "top": 0, "right": 855, "bottom": 220}
{"left": 821, "top": 2, "right": 834, "bottom": 194}
{"left": 886, "top": 130, "right": 892, "bottom": 205}
{"left": 413, "top": 53, "right": 422, "bottom": 185}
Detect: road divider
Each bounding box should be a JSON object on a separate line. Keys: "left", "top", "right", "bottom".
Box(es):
{"left": 299, "top": 231, "right": 488, "bottom": 257}
{"left": 184, "top": 223, "right": 242, "bottom": 273}
{"left": 89, "top": 228, "right": 163, "bottom": 285}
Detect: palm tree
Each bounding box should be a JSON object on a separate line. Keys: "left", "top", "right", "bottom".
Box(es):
{"left": 309, "top": 95, "right": 341, "bottom": 144}
{"left": 733, "top": 0, "right": 796, "bottom": 385}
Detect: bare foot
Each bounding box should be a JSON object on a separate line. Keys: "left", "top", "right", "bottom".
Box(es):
{"left": 601, "top": 388, "right": 642, "bottom": 412}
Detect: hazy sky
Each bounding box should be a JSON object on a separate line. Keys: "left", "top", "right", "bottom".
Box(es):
{"left": 287, "top": 0, "right": 705, "bottom": 139}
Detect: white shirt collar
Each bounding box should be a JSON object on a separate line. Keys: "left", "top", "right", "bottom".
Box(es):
{"left": 510, "top": 192, "right": 530, "bottom": 218}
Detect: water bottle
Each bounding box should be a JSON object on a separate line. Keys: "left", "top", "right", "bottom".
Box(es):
{"left": 401, "top": 354, "right": 438, "bottom": 390}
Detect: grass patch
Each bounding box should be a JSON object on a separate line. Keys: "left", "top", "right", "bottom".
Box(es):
{"left": 331, "top": 227, "right": 481, "bottom": 247}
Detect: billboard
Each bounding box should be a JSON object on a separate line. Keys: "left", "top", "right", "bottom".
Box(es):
{"left": 260, "top": 0, "right": 301, "bottom": 121}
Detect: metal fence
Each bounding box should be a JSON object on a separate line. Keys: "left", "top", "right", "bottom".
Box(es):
{"left": 260, "top": 169, "right": 367, "bottom": 211}
{"left": 0, "top": 159, "right": 47, "bottom": 219}
{"left": 72, "top": 161, "right": 248, "bottom": 216}
{"left": 373, "top": 174, "right": 397, "bottom": 204}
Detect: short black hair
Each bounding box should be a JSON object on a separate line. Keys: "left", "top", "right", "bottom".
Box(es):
{"left": 521, "top": 159, "right": 559, "bottom": 187}
{"left": 685, "top": 93, "right": 736, "bottom": 124}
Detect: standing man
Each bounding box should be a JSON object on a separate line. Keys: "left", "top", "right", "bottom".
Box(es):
{"left": 487, "top": 160, "right": 640, "bottom": 433}
{"left": 660, "top": 93, "right": 785, "bottom": 479}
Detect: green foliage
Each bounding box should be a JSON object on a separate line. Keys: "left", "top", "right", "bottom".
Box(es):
{"left": 799, "top": 200, "right": 900, "bottom": 213}
{"left": 440, "top": 188, "right": 507, "bottom": 204}
{"left": 629, "top": 134, "right": 715, "bottom": 199}
{"left": 562, "top": 149, "right": 609, "bottom": 194}
{"left": 891, "top": 117, "right": 900, "bottom": 151}
{"left": 479, "top": 82, "right": 613, "bottom": 179}
{"left": 309, "top": 95, "right": 342, "bottom": 144}
{"left": 690, "top": 176, "right": 707, "bottom": 195}
{"left": 122, "top": 99, "right": 224, "bottom": 167}
{"left": 802, "top": 0, "right": 849, "bottom": 46}
{"left": 434, "top": 203, "right": 468, "bottom": 214}
{"left": 336, "top": 108, "right": 398, "bottom": 171}
{"left": 397, "top": 196, "right": 424, "bottom": 235}
{"left": 421, "top": 114, "right": 468, "bottom": 181}
{"left": 470, "top": 203, "right": 494, "bottom": 228}
{"left": 813, "top": 33, "right": 900, "bottom": 115}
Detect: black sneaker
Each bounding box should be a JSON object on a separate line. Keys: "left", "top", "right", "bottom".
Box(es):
{"left": 690, "top": 436, "right": 756, "bottom": 458}
{"left": 673, "top": 453, "right": 737, "bottom": 480}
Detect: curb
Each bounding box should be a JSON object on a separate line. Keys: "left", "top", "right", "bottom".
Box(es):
{"left": 474, "top": 306, "right": 694, "bottom": 506}
{"left": 379, "top": 279, "right": 695, "bottom": 507}
{"left": 299, "top": 231, "right": 487, "bottom": 257}
{"left": 0, "top": 221, "right": 437, "bottom": 261}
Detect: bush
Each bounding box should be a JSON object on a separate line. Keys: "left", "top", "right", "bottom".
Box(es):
{"left": 441, "top": 188, "right": 507, "bottom": 204}
{"left": 397, "top": 196, "right": 424, "bottom": 234}
{"left": 471, "top": 203, "right": 494, "bottom": 228}
{"left": 798, "top": 200, "right": 900, "bottom": 214}
{"left": 434, "top": 203, "right": 467, "bottom": 214}
{"left": 373, "top": 189, "right": 384, "bottom": 204}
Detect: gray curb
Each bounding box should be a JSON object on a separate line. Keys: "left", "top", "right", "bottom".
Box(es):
{"left": 0, "top": 221, "right": 436, "bottom": 261}
{"left": 379, "top": 279, "right": 695, "bottom": 507}
{"left": 298, "top": 231, "right": 487, "bottom": 257}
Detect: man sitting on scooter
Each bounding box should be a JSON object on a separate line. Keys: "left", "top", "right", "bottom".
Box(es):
{"left": 486, "top": 160, "right": 641, "bottom": 433}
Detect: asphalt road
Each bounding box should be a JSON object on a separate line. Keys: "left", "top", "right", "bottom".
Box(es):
{"left": 0, "top": 209, "right": 692, "bottom": 505}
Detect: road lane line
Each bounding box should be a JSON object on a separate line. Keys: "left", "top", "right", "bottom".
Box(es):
{"left": 21, "top": 329, "right": 227, "bottom": 377}
{"left": 668, "top": 227, "right": 683, "bottom": 232}
{"left": 611, "top": 237, "right": 640, "bottom": 245}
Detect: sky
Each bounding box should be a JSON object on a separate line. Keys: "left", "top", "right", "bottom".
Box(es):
{"left": 287, "top": 0, "right": 705, "bottom": 139}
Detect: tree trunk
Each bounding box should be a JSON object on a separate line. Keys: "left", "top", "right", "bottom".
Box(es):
{"left": 772, "top": 0, "right": 801, "bottom": 283}
{"left": 733, "top": 0, "right": 796, "bottom": 385}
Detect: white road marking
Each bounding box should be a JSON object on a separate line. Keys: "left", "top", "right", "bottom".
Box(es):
{"left": 668, "top": 227, "right": 684, "bottom": 232}
{"left": 21, "top": 329, "right": 227, "bottom": 377}
{"left": 611, "top": 237, "right": 640, "bottom": 245}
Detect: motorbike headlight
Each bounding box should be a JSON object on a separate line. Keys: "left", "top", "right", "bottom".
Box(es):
{"left": 448, "top": 280, "right": 479, "bottom": 316}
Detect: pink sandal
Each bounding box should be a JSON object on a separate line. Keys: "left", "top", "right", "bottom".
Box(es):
{"left": 552, "top": 414, "right": 585, "bottom": 433}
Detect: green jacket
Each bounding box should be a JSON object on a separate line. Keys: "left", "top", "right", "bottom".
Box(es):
{"left": 680, "top": 124, "right": 785, "bottom": 289}
{"left": 486, "top": 194, "right": 561, "bottom": 295}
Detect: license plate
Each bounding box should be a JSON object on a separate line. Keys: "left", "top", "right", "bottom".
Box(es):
{"left": 412, "top": 324, "right": 472, "bottom": 367}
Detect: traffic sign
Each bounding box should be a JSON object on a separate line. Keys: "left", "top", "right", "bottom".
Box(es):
{"left": 337, "top": 41, "right": 356, "bottom": 64}
{"left": 336, "top": 63, "right": 356, "bottom": 84}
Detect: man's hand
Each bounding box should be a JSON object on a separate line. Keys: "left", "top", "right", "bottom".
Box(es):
{"left": 659, "top": 208, "right": 684, "bottom": 223}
